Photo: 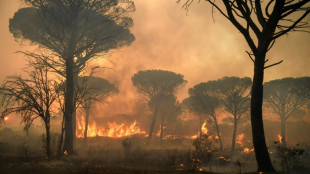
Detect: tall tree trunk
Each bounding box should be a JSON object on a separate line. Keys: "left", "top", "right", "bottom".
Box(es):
{"left": 160, "top": 118, "right": 164, "bottom": 143}
{"left": 44, "top": 118, "right": 51, "bottom": 160}
{"left": 84, "top": 99, "right": 91, "bottom": 143}
{"left": 213, "top": 116, "right": 223, "bottom": 151}
{"left": 281, "top": 116, "right": 287, "bottom": 148}
{"left": 57, "top": 114, "right": 65, "bottom": 157}
{"left": 231, "top": 117, "right": 238, "bottom": 154}
{"left": 199, "top": 117, "right": 203, "bottom": 140}
{"left": 64, "top": 57, "right": 75, "bottom": 155}
{"left": 147, "top": 106, "right": 159, "bottom": 144}
{"left": 251, "top": 52, "right": 275, "bottom": 172}
{"left": 72, "top": 72, "right": 78, "bottom": 147}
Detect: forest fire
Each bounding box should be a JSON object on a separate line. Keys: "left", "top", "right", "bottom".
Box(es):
{"left": 236, "top": 133, "right": 245, "bottom": 147}
{"left": 278, "top": 134, "right": 282, "bottom": 144}
{"left": 242, "top": 147, "right": 254, "bottom": 154}
{"left": 186, "top": 120, "right": 209, "bottom": 139}
{"left": 76, "top": 119, "right": 146, "bottom": 138}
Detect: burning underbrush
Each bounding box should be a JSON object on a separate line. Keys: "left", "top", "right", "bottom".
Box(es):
{"left": 1, "top": 120, "right": 310, "bottom": 173}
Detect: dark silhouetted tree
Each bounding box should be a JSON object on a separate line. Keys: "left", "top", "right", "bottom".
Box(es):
{"left": 132, "top": 70, "right": 186, "bottom": 144}
{"left": 9, "top": 0, "right": 135, "bottom": 155}
{"left": 178, "top": 0, "right": 309, "bottom": 171}
{"left": 0, "top": 63, "right": 58, "bottom": 159}
{"left": 208, "top": 77, "right": 251, "bottom": 154}
{"left": 78, "top": 76, "right": 119, "bottom": 142}
{"left": 264, "top": 77, "right": 310, "bottom": 148}
{"left": 184, "top": 83, "right": 223, "bottom": 151}
{"left": 152, "top": 95, "right": 182, "bottom": 143}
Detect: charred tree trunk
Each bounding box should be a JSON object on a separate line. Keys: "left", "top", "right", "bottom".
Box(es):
{"left": 57, "top": 114, "right": 65, "bottom": 157}
{"left": 84, "top": 99, "right": 91, "bottom": 143}
{"left": 251, "top": 52, "right": 275, "bottom": 172}
{"left": 44, "top": 117, "right": 51, "bottom": 160}
{"left": 147, "top": 106, "right": 159, "bottom": 144}
{"left": 64, "top": 57, "right": 75, "bottom": 155}
{"left": 72, "top": 72, "right": 78, "bottom": 147}
{"left": 213, "top": 116, "right": 223, "bottom": 151}
{"left": 231, "top": 116, "right": 238, "bottom": 154}
{"left": 281, "top": 116, "right": 287, "bottom": 148}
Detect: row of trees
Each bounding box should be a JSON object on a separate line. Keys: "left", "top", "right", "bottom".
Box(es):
{"left": 131, "top": 69, "right": 310, "bottom": 155}
{"left": 0, "top": 64, "right": 309, "bottom": 159}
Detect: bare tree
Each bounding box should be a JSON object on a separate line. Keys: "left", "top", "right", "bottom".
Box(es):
{"left": 0, "top": 62, "right": 58, "bottom": 159}
{"left": 9, "top": 0, "right": 135, "bottom": 155}
{"left": 178, "top": 0, "right": 309, "bottom": 171}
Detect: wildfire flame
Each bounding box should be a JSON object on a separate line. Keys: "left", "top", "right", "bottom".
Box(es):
{"left": 76, "top": 119, "right": 146, "bottom": 138}
{"left": 236, "top": 133, "right": 245, "bottom": 147}
{"left": 201, "top": 120, "right": 208, "bottom": 135}
{"left": 187, "top": 120, "right": 208, "bottom": 139}
{"left": 277, "top": 134, "right": 282, "bottom": 144}
{"left": 242, "top": 147, "right": 254, "bottom": 154}
{"left": 4, "top": 116, "right": 8, "bottom": 121}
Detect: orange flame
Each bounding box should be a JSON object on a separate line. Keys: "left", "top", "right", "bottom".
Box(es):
{"left": 242, "top": 147, "right": 254, "bottom": 154}
{"left": 236, "top": 133, "right": 245, "bottom": 147}
{"left": 277, "top": 134, "right": 282, "bottom": 144}
{"left": 4, "top": 116, "right": 9, "bottom": 121}
{"left": 76, "top": 118, "right": 146, "bottom": 138}
{"left": 187, "top": 120, "right": 208, "bottom": 139}
{"left": 201, "top": 120, "right": 208, "bottom": 135}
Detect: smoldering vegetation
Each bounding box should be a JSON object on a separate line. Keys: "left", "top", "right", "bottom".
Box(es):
{"left": 1, "top": 116, "right": 310, "bottom": 173}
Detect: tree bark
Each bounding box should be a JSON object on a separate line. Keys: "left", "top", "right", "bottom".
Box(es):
{"left": 57, "top": 114, "right": 65, "bottom": 157}
{"left": 84, "top": 99, "right": 91, "bottom": 143}
{"left": 147, "top": 106, "right": 159, "bottom": 144}
{"left": 44, "top": 118, "right": 51, "bottom": 160}
{"left": 281, "top": 116, "right": 287, "bottom": 148}
{"left": 213, "top": 116, "right": 223, "bottom": 151}
{"left": 231, "top": 117, "right": 238, "bottom": 154}
{"left": 72, "top": 72, "right": 78, "bottom": 147}
{"left": 251, "top": 52, "right": 275, "bottom": 172}
{"left": 64, "top": 57, "right": 75, "bottom": 155}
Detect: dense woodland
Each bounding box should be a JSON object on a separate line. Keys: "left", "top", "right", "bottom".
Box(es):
{"left": 0, "top": 0, "right": 310, "bottom": 173}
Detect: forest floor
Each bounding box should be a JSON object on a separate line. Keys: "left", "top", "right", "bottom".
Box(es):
{"left": 0, "top": 156, "right": 256, "bottom": 174}
{"left": 1, "top": 137, "right": 310, "bottom": 174}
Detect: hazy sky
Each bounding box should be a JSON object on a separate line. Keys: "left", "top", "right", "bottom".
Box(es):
{"left": 1, "top": 0, "right": 309, "bottom": 121}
